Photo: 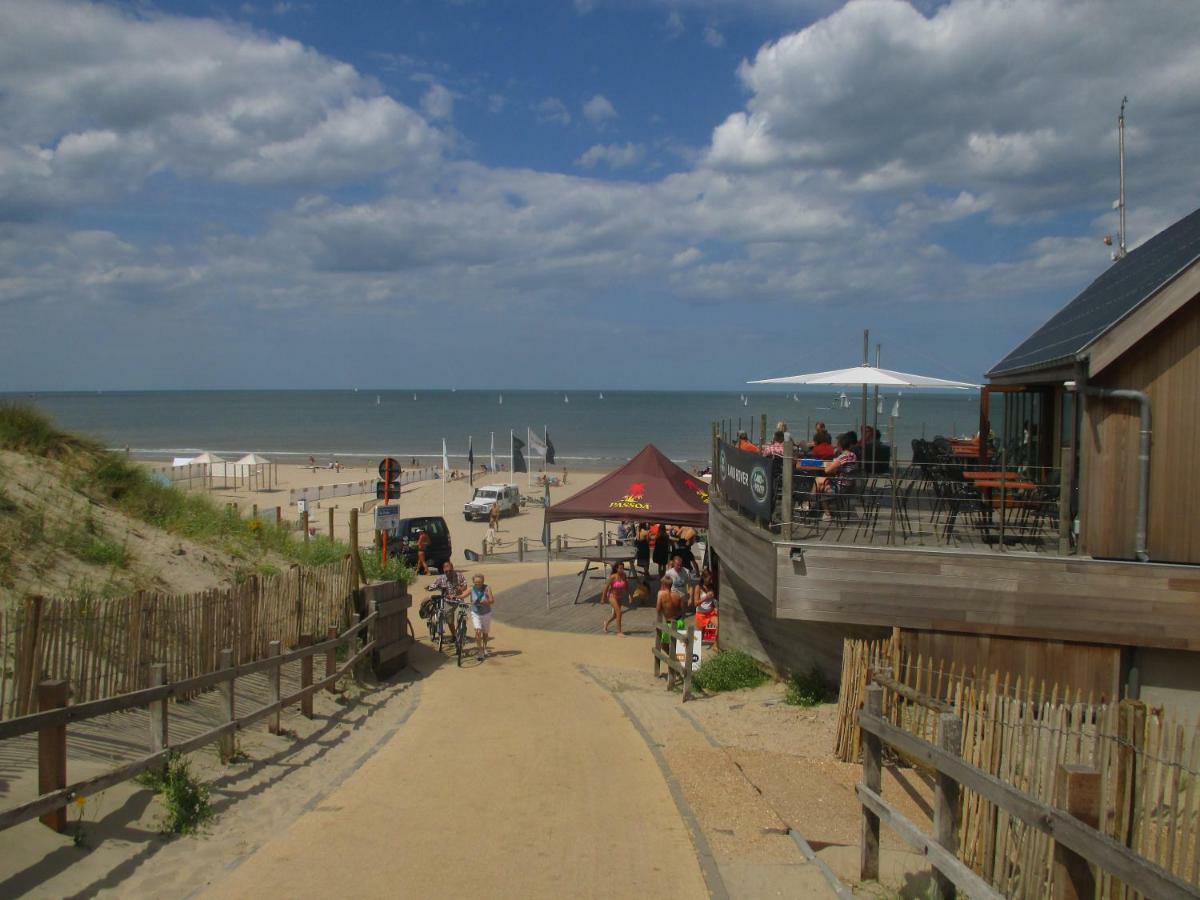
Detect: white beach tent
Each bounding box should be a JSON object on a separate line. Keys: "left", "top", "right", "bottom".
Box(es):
{"left": 234, "top": 452, "right": 275, "bottom": 490}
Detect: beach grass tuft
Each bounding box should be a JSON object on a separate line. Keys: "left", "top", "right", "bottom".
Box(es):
{"left": 0, "top": 402, "right": 102, "bottom": 460}
{"left": 691, "top": 649, "right": 770, "bottom": 693}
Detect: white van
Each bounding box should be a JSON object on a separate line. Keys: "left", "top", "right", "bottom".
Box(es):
{"left": 463, "top": 484, "right": 521, "bottom": 521}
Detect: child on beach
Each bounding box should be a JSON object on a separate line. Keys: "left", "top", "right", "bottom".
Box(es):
{"left": 469, "top": 574, "right": 495, "bottom": 659}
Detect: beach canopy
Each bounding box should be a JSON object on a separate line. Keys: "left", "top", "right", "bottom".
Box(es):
{"left": 188, "top": 451, "right": 226, "bottom": 464}
{"left": 235, "top": 452, "right": 272, "bottom": 465}
{"left": 748, "top": 365, "right": 977, "bottom": 389}
{"left": 544, "top": 444, "right": 709, "bottom": 528}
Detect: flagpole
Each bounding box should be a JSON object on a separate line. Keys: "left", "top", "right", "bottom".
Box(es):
{"left": 510, "top": 430, "right": 514, "bottom": 482}
{"left": 469, "top": 435, "right": 474, "bottom": 487}
{"left": 441, "top": 438, "right": 447, "bottom": 517}
{"left": 490, "top": 431, "right": 495, "bottom": 477}
{"left": 527, "top": 427, "right": 533, "bottom": 492}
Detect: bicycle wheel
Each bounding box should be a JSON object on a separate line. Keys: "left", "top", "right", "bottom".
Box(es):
{"left": 426, "top": 607, "right": 438, "bottom": 641}
{"left": 437, "top": 611, "right": 446, "bottom": 652}
{"left": 455, "top": 612, "right": 467, "bottom": 667}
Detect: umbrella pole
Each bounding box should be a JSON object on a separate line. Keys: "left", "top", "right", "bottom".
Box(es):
{"left": 860, "top": 329, "right": 869, "bottom": 438}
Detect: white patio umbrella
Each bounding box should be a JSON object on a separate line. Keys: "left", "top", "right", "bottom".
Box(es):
{"left": 748, "top": 365, "right": 977, "bottom": 390}
{"left": 748, "top": 365, "right": 978, "bottom": 439}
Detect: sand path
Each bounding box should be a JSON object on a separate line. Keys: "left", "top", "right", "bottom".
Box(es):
{"left": 207, "top": 566, "right": 711, "bottom": 899}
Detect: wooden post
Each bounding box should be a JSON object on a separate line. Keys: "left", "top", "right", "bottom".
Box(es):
{"left": 555, "top": 534, "right": 562, "bottom": 554}
{"left": 267, "top": 640, "right": 282, "bottom": 735}
{"left": 597, "top": 531, "right": 604, "bottom": 560}
{"left": 653, "top": 616, "right": 662, "bottom": 680}
{"left": 1053, "top": 764, "right": 1101, "bottom": 900}
{"left": 517, "top": 537, "right": 525, "bottom": 562}
{"left": 218, "top": 649, "right": 235, "bottom": 762}
{"left": 481, "top": 537, "right": 488, "bottom": 558}
{"left": 1059, "top": 443, "right": 1074, "bottom": 555}
{"left": 325, "top": 626, "right": 338, "bottom": 693}
{"left": 760, "top": 412, "right": 767, "bottom": 444}
{"left": 782, "top": 438, "right": 794, "bottom": 540}
{"left": 682, "top": 624, "right": 696, "bottom": 702}
{"left": 327, "top": 507, "right": 335, "bottom": 542}
{"left": 37, "top": 680, "right": 69, "bottom": 832}
{"left": 860, "top": 684, "right": 883, "bottom": 881}
{"left": 149, "top": 663, "right": 168, "bottom": 755}
{"left": 299, "top": 634, "right": 314, "bottom": 719}
{"left": 275, "top": 506, "right": 282, "bottom": 525}
{"left": 301, "top": 509, "right": 309, "bottom": 543}
{"left": 933, "top": 712, "right": 964, "bottom": 900}
{"left": 252, "top": 503, "right": 258, "bottom": 519}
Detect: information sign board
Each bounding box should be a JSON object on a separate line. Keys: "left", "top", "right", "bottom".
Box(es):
{"left": 375, "top": 504, "right": 401, "bottom": 533}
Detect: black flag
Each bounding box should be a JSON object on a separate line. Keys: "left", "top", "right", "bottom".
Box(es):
{"left": 512, "top": 435, "right": 528, "bottom": 473}
{"left": 545, "top": 431, "right": 556, "bottom": 465}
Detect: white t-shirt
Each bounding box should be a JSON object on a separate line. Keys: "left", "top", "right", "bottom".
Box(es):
{"left": 665, "top": 566, "right": 692, "bottom": 598}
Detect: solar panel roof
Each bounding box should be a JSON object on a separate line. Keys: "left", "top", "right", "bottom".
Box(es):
{"left": 988, "top": 205, "right": 1200, "bottom": 378}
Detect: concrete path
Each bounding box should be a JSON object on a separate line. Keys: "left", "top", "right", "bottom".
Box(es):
{"left": 208, "top": 566, "right": 712, "bottom": 899}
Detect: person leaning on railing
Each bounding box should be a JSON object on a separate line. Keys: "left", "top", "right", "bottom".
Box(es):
{"left": 736, "top": 430, "right": 759, "bottom": 453}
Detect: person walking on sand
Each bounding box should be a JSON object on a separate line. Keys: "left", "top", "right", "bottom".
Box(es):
{"left": 488, "top": 500, "right": 501, "bottom": 531}
{"left": 602, "top": 561, "right": 629, "bottom": 635}
{"left": 468, "top": 574, "right": 495, "bottom": 659}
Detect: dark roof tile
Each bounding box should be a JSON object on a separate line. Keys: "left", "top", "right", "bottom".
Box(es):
{"left": 989, "top": 205, "right": 1200, "bottom": 377}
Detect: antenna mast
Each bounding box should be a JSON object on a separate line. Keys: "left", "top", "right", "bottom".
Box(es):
{"left": 1117, "top": 96, "right": 1127, "bottom": 260}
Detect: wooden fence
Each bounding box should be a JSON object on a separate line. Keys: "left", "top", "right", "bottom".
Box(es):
{"left": 652, "top": 615, "right": 698, "bottom": 702}
{"left": 836, "top": 637, "right": 1200, "bottom": 897}
{"left": 0, "top": 558, "right": 357, "bottom": 720}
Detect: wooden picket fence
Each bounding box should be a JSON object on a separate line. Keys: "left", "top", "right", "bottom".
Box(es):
{"left": 0, "top": 557, "right": 356, "bottom": 720}
{"left": 835, "top": 637, "right": 1200, "bottom": 897}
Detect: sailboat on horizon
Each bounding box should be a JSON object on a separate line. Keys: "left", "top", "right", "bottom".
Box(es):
{"left": 564, "top": 394, "right": 569, "bottom": 403}
{"left": 598, "top": 392, "right": 604, "bottom": 400}
{"left": 498, "top": 393, "right": 503, "bottom": 405}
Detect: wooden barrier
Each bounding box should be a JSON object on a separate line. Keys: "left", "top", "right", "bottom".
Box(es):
{"left": 857, "top": 705, "right": 1198, "bottom": 900}
{"left": 363, "top": 581, "right": 412, "bottom": 678}
{"left": 0, "top": 612, "right": 379, "bottom": 834}
{"left": 652, "top": 616, "right": 696, "bottom": 702}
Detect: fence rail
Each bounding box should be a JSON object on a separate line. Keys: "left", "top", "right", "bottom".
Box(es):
{"left": 0, "top": 612, "right": 376, "bottom": 834}
{"left": 858, "top": 684, "right": 1199, "bottom": 900}
{"left": 652, "top": 617, "right": 697, "bottom": 702}
{"left": 837, "top": 638, "right": 1200, "bottom": 897}
{"left": 0, "top": 558, "right": 357, "bottom": 719}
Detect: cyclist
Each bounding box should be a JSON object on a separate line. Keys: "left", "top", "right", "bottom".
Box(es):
{"left": 429, "top": 560, "right": 468, "bottom": 640}
{"left": 468, "top": 574, "right": 495, "bottom": 659}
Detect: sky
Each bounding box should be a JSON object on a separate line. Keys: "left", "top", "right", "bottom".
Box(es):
{"left": 2, "top": 0, "right": 1200, "bottom": 391}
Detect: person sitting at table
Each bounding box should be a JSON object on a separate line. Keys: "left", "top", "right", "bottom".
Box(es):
{"left": 736, "top": 430, "right": 759, "bottom": 453}
{"left": 810, "top": 432, "right": 859, "bottom": 522}
{"left": 809, "top": 428, "right": 836, "bottom": 460}
{"left": 761, "top": 429, "right": 787, "bottom": 457}
{"left": 858, "top": 425, "right": 891, "bottom": 475}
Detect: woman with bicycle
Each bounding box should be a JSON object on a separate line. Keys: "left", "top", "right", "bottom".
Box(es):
{"left": 469, "top": 573, "right": 495, "bottom": 659}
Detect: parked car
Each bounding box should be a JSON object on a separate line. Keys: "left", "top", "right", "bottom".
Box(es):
{"left": 386, "top": 516, "right": 452, "bottom": 570}
{"left": 463, "top": 484, "right": 521, "bottom": 521}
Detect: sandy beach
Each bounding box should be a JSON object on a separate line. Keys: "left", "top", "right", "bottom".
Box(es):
{"left": 195, "top": 462, "right": 627, "bottom": 562}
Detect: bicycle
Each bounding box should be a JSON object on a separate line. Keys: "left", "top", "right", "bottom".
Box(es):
{"left": 441, "top": 598, "right": 470, "bottom": 666}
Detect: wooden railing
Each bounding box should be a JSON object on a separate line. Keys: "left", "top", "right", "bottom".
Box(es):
{"left": 0, "top": 579, "right": 414, "bottom": 835}
{"left": 857, "top": 684, "right": 1198, "bottom": 900}
{"left": 652, "top": 616, "right": 697, "bottom": 702}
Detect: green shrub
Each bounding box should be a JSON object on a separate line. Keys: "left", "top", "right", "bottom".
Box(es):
{"left": 136, "top": 752, "right": 213, "bottom": 834}
{"left": 691, "top": 650, "right": 770, "bottom": 693}
{"left": 362, "top": 553, "right": 416, "bottom": 585}
{"left": 785, "top": 666, "right": 837, "bottom": 707}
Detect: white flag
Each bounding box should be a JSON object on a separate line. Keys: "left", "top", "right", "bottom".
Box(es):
{"left": 489, "top": 432, "right": 496, "bottom": 473}
{"left": 527, "top": 427, "right": 548, "bottom": 457}
{"left": 442, "top": 438, "right": 449, "bottom": 473}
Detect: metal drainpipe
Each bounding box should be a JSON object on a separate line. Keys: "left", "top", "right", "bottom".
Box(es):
{"left": 1078, "top": 386, "right": 1152, "bottom": 562}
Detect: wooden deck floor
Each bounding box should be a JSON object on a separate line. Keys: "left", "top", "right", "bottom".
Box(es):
{"left": 492, "top": 573, "right": 662, "bottom": 637}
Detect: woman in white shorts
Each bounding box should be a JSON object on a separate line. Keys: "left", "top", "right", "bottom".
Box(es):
{"left": 468, "top": 574, "right": 495, "bottom": 659}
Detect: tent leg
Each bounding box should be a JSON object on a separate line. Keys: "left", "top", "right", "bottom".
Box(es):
{"left": 574, "top": 560, "right": 592, "bottom": 605}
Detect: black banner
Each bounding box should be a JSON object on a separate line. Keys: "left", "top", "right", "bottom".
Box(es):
{"left": 717, "top": 440, "right": 775, "bottom": 520}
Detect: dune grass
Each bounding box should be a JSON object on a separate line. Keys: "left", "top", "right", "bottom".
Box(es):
{"left": 1, "top": 403, "right": 416, "bottom": 584}
{"left": 691, "top": 650, "right": 770, "bottom": 693}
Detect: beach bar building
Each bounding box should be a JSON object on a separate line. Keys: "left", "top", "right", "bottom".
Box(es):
{"left": 707, "top": 204, "right": 1200, "bottom": 714}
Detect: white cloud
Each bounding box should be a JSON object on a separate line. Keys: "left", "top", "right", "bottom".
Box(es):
{"left": 487, "top": 94, "right": 507, "bottom": 114}
{"left": 535, "top": 97, "right": 571, "bottom": 125}
{"left": 576, "top": 143, "right": 646, "bottom": 169}
{"left": 665, "top": 10, "right": 684, "bottom": 37}
{"left": 583, "top": 95, "right": 618, "bottom": 127}
{"left": 703, "top": 25, "right": 725, "bottom": 46}
{"left": 0, "top": 0, "right": 445, "bottom": 216}
{"left": 672, "top": 247, "right": 703, "bottom": 267}
{"left": 421, "top": 84, "right": 455, "bottom": 121}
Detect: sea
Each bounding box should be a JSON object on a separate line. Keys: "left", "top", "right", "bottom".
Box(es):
{"left": 6, "top": 390, "right": 991, "bottom": 469}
